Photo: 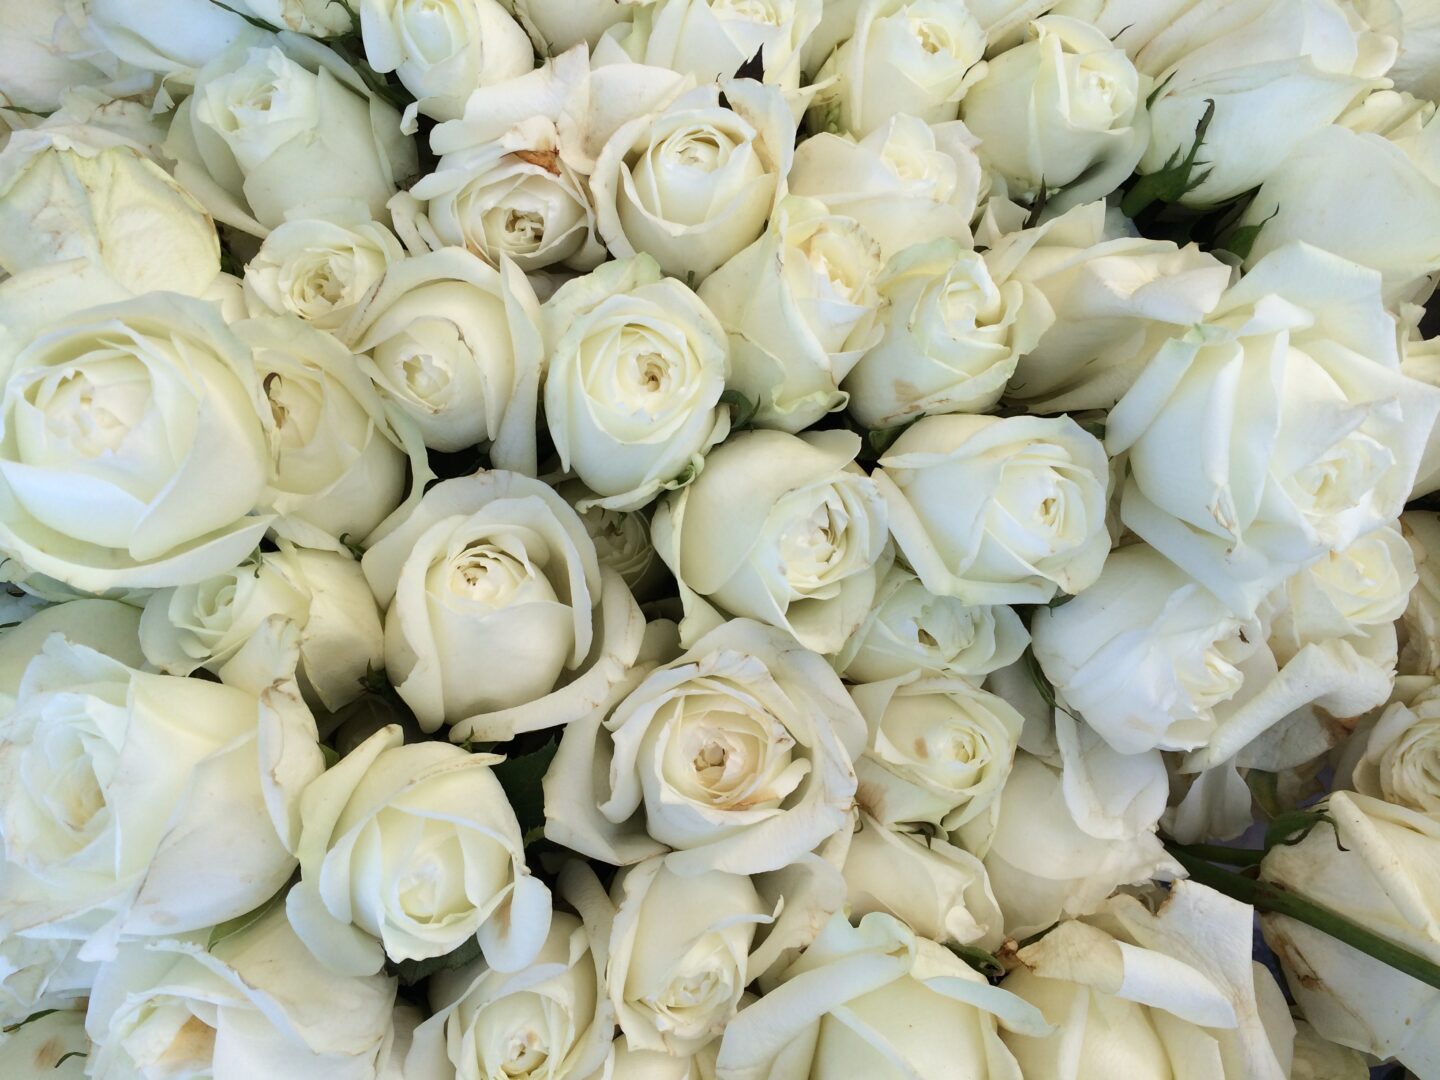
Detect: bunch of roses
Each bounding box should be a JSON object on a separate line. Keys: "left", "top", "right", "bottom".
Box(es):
{"left": 0, "top": 0, "right": 1439, "bottom": 1077}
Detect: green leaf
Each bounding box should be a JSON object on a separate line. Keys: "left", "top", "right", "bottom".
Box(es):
{"left": 338, "top": 533, "right": 366, "bottom": 560}
{"left": 391, "top": 934, "right": 482, "bottom": 986}
{"left": 320, "top": 743, "right": 341, "bottom": 769}
{"left": 1023, "top": 648, "right": 1081, "bottom": 723}
{"left": 206, "top": 0, "right": 285, "bottom": 32}
{"left": 491, "top": 740, "right": 560, "bottom": 838}
{"left": 1022, "top": 180, "right": 1050, "bottom": 230}
{"left": 208, "top": 886, "right": 288, "bottom": 950}
{"left": 948, "top": 943, "right": 1006, "bottom": 979}
{"left": 719, "top": 389, "right": 760, "bottom": 431}
{"left": 55, "top": 1051, "right": 87, "bottom": 1068}
{"left": 1121, "top": 98, "right": 1216, "bottom": 219}
{"left": 2, "top": 1010, "right": 57, "bottom": 1034}
{"left": 1216, "top": 205, "right": 1278, "bottom": 261}
{"left": 3, "top": 103, "right": 53, "bottom": 118}
{"left": 865, "top": 420, "right": 916, "bottom": 460}
{"left": 1265, "top": 810, "right": 1344, "bottom": 853}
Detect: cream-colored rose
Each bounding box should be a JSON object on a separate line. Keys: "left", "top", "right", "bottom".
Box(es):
{"left": 245, "top": 314, "right": 429, "bottom": 548}
{"left": 1351, "top": 682, "right": 1440, "bottom": 813}
{"left": 140, "top": 546, "right": 384, "bottom": 712}
{"left": 964, "top": 15, "right": 1146, "bottom": 209}
{"left": 876, "top": 413, "right": 1110, "bottom": 605}
{"left": 243, "top": 204, "right": 407, "bottom": 329}
{"left": 406, "top": 861, "right": 614, "bottom": 1080}
{"left": 600, "top": 0, "right": 822, "bottom": 102}
{"left": 1001, "top": 882, "right": 1294, "bottom": 1080}
{"left": 544, "top": 619, "right": 864, "bottom": 876}
{"left": 165, "top": 33, "right": 417, "bottom": 236}
{"left": 1260, "top": 791, "right": 1440, "bottom": 1074}
{"left": 699, "top": 196, "right": 884, "bottom": 433}
{"left": 1290, "top": 1019, "right": 1371, "bottom": 1080}
{"left": 836, "top": 562, "right": 1029, "bottom": 684}
{"left": 0, "top": 1009, "right": 89, "bottom": 1078}
{"left": 788, "top": 114, "right": 984, "bottom": 260}
{"left": 851, "top": 673, "right": 1024, "bottom": 831}
{"left": 559, "top": 480, "right": 666, "bottom": 599}
{"left": 809, "top": 0, "right": 985, "bottom": 137}
{"left": 0, "top": 291, "right": 271, "bottom": 592}
{"left": 287, "top": 725, "right": 551, "bottom": 975}
{"left": 342, "top": 247, "right": 544, "bottom": 467}
{"left": 0, "top": 1, "right": 123, "bottom": 114}
{"left": 86, "top": 905, "right": 400, "bottom": 1080}
{"left": 609, "top": 857, "right": 771, "bottom": 1055}
{"left": 715, "top": 911, "right": 1048, "bottom": 1080}
{"left": 844, "top": 811, "right": 1004, "bottom": 952}
{"left": 1107, "top": 243, "right": 1440, "bottom": 616}
{"left": 0, "top": 935, "right": 93, "bottom": 1027}
{"left": 1400, "top": 510, "right": 1440, "bottom": 675}
{"left": 0, "top": 124, "right": 220, "bottom": 296}
{"left": 988, "top": 199, "right": 1232, "bottom": 413}
{"left": 1239, "top": 92, "right": 1440, "bottom": 304}
{"left": 415, "top": 49, "right": 607, "bottom": 272}
{"left": 844, "top": 238, "right": 1054, "bottom": 428}
{"left": 0, "top": 613, "right": 321, "bottom": 957}
{"left": 652, "top": 429, "right": 888, "bottom": 654}
{"left": 543, "top": 255, "right": 730, "bottom": 511}
{"left": 359, "top": 0, "right": 532, "bottom": 124}
{"left": 958, "top": 713, "right": 1178, "bottom": 937}
{"left": 590, "top": 77, "right": 795, "bottom": 283}
{"left": 1385, "top": 0, "right": 1440, "bottom": 99}
{"left": 361, "top": 470, "right": 644, "bottom": 739}
{"left": 499, "top": 0, "right": 650, "bottom": 54}
{"left": 245, "top": 0, "right": 357, "bottom": 36}
{"left": 1084, "top": 0, "right": 1398, "bottom": 205}
{"left": 81, "top": 0, "right": 252, "bottom": 78}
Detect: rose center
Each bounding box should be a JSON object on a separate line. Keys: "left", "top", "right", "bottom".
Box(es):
{"left": 40, "top": 370, "right": 144, "bottom": 458}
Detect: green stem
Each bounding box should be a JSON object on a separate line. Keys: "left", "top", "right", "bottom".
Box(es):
{"left": 1167, "top": 841, "right": 1264, "bottom": 867}
{"left": 1168, "top": 846, "right": 1440, "bottom": 992}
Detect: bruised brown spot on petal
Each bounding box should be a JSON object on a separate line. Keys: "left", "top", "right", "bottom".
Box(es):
{"left": 513, "top": 149, "right": 561, "bottom": 175}
{"left": 34, "top": 1037, "right": 66, "bottom": 1069}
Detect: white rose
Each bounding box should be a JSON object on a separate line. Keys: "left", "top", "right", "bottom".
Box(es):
{"left": 416, "top": 50, "right": 607, "bottom": 272}
{"left": 1119, "top": 0, "right": 1396, "bottom": 205}
{"left": 809, "top": 0, "right": 985, "bottom": 137}
{"left": 1387, "top": 0, "right": 1440, "bottom": 99}
{"left": 698, "top": 196, "right": 884, "bottom": 433}
{"left": 599, "top": 0, "right": 821, "bottom": 101}
{"left": 499, "top": 0, "right": 650, "bottom": 54}
{"left": 544, "top": 619, "right": 864, "bottom": 876}
{"left": 0, "top": 1, "right": 121, "bottom": 114}
{"left": 652, "top": 429, "right": 888, "bottom": 654}
{"left": 1107, "top": 243, "right": 1440, "bottom": 616}
{"left": 715, "top": 911, "right": 1048, "bottom": 1080}
{"left": 361, "top": 470, "right": 645, "bottom": 739}
{"left": 81, "top": 0, "right": 251, "bottom": 77}
{"left": 600, "top": 1039, "right": 720, "bottom": 1080}
{"left": 244, "top": 0, "right": 357, "bottom": 37}
{"left": 0, "top": 126, "right": 219, "bottom": 296}
{"left": 244, "top": 314, "right": 428, "bottom": 548}
{"left": 542, "top": 255, "right": 730, "bottom": 511}
{"left": 1260, "top": 791, "right": 1440, "bottom": 1073}
{"left": 165, "top": 34, "right": 417, "bottom": 236}
{"left": 86, "top": 905, "right": 399, "bottom": 1080}
{"left": 343, "top": 247, "right": 544, "bottom": 466}
{"left": 360, "top": 0, "right": 532, "bottom": 124}
{"left": 0, "top": 1009, "right": 89, "bottom": 1078}
{"left": 1032, "top": 543, "right": 1271, "bottom": 755}
{"left": 243, "top": 204, "right": 407, "bottom": 329}
{"left": 1351, "top": 682, "right": 1440, "bottom": 813}
{"left": 140, "top": 546, "right": 384, "bottom": 712}
{"left": 960, "top": 721, "right": 1177, "bottom": 937}
{"left": 836, "top": 562, "right": 1029, "bottom": 684}
{"left": 989, "top": 199, "right": 1232, "bottom": 413}
{"left": 0, "top": 935, "right": 94, "bottom": 1026}
{"left": 1240, "top": 102, "right": 1440, "bottom": 305}
{"left": 843, "top": 238, "right": 1054, "bottom": 428}
{"left": 1401, "top": 510, "right": 1440, "bottom": 674}
{"left": 851, "top": 673, "right": 1023, "bottom": 831}
{"left": 1290, "top": 1019, "right": 1371, "bottom": 1080}
{"left": 0, "top": 599, "right": 144, "bottom": 696}
{"left": 590, "top": 77, "right": 795, "bottom": 283}
{"left": 608, "top": 857, "right": 771, "bottom": 1054}
{"left": 0, "top": 617, "right": 321, "bottom": 956}
{"left": 287, "top": 725, "right": 551, "bottom": 975}
{"left": 965, "top": 15, "right": 1146, "bottom": 209}
{"left": 407, "top": 861, "right": 614, "bottom": 1080}
{"left": 844, "top": 811, "right": 1004, "bottom": 951}
{"left": 875, "top": 413, "right": 1110, "bottom": 605}
{"left": 0, "top": 292, "right": 271, "bottom": 592}
{"left": 787, "top": 114, "right": 984, "bottom": 260}
{"left": 1001, "top": 882, "right": 1294, "bottom": 1080}
{"left": 559, "top": 480, "right": 666, "bottom": 599}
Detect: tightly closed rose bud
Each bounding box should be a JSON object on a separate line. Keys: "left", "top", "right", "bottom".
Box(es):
{"left": 287, "top": 725, "right": 552, "bottom": 975}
